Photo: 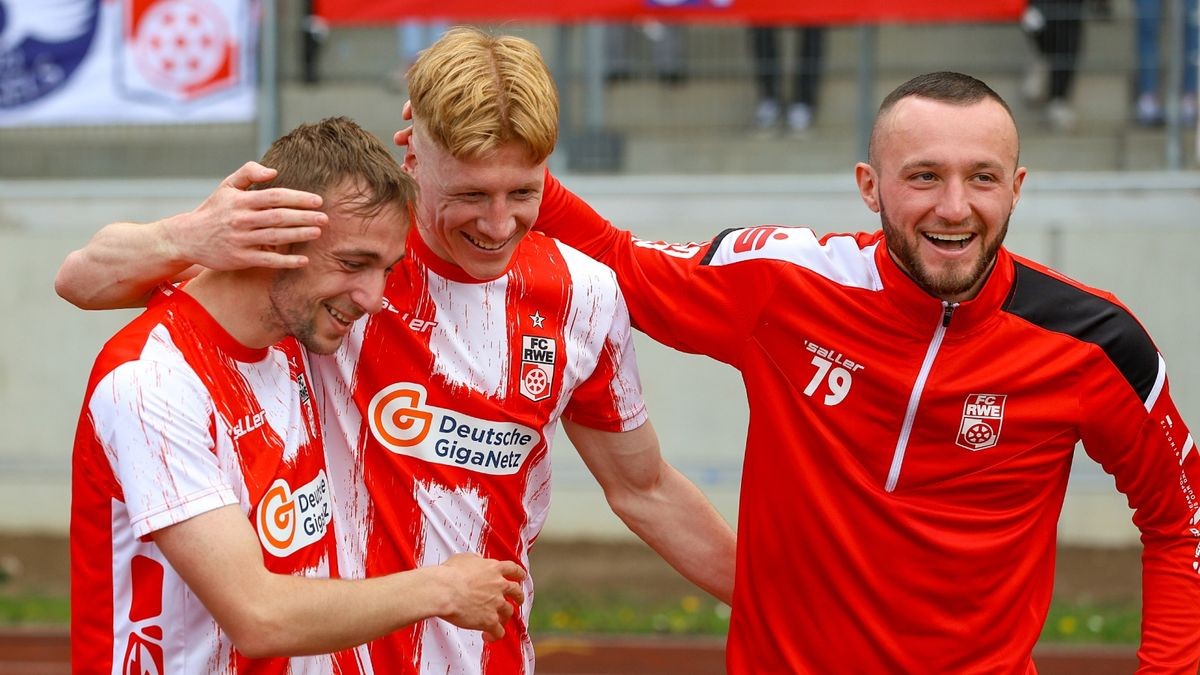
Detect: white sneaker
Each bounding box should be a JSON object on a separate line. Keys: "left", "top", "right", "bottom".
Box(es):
{"left": 1182, "top": 94, "right": 1197, "bottom": 126}
{"left": 1135, "top": 93, "right": 1164, "bottom": 126}
{"left": 787, "top": 103, "right": 813, "bottom": 134}
{"left": 753, "top": 99, "right": 781, "bottom": 135}
{"left": 1045, "top": 98, "right": 1077, "bottom": 132}
{"left": 1022, "top": 58, "right": 1049, "bottom": 104}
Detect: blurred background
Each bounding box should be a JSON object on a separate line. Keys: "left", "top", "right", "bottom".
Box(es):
{"left": 1, "top": 0, "right": 1198, "bottom": 666}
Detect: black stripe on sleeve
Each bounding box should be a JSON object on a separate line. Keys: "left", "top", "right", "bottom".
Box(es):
{"left": 1002, "top": 261, "right": 1160, "bottom": 403}
{"left": 699, "top": 228, "right": 740, "bottom": 266}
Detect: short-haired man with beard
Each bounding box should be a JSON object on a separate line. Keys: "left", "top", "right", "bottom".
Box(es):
{"left": 532, "top": 71, "right": 1200, "bottom": 671}
{"left": 69, "top": 117, "right": 526, "bottom": 674}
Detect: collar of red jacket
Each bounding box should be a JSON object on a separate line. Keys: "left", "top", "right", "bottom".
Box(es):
{"left": 871, "top": 234, "right": 1015, "bottom": 337}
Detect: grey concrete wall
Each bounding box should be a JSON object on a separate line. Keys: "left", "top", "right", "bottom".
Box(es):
{"left": 2, "top": 173, "right": 1198, "bottom": 545}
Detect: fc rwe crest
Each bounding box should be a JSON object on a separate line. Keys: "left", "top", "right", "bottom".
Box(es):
{"left": 956, "top": 394, "right": 1006, "bottom": 451}
{"left": 520, "top": 335, "right": 556, "bottom": 402}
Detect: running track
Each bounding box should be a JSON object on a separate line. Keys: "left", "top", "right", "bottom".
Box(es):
{"left": 0, "top": 629, "right": 1140, "bottom": 674}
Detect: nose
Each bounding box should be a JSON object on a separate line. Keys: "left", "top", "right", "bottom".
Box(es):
{"left": 351, "top": 269, "right": 389, "bottom": 316}
{"left": 934, "top": 181, "right": 972, "bottom": 224}
{"left": 476, "top": 198, "right": 518, "bottom": 241}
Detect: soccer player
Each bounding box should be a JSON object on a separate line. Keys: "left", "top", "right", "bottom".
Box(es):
{"left": 57, "top": 29, "right": 736, "bottom": 674}
{"left": 69, "top": 117, "right": 526, "bottom": 674}
{"left": 531, "top": 72, "right": 1200, "bottom": 671}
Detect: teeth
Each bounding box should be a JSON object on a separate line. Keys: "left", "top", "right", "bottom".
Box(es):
{"left": 925, "top": 232, "right": 972, "bottom": 242}
{"left": 326, "top": 305, "right": 353, "bottom": 326}
{"left": 464, "top": 233, "right": 505, "bottom": 251}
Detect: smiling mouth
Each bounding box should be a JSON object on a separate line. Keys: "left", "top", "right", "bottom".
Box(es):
{"left": 462, "top": 232, "right": 508, "bottom": 252}
{"left": 325, "top": 304, "right": 357, "bottom": 327}
{"left": 923, "top": 232, "right": 975, "bottom": 250}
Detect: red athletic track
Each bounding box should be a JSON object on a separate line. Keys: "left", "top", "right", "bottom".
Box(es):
{"left": 0, "top": 628, "right": 1140, "bottom": 674}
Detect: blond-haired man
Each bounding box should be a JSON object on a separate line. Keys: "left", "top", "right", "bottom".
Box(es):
{"left": 58, "top": 29, "right": 736, "bottom": 674}
{"left": 69, "top": 117, "right": 527, "bottom": 674}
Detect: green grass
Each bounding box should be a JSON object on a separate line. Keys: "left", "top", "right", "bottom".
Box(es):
{"left": 0, "top": 591, "right": 1140, "bottom": 645}
{"left": 529, "top": 591, "right": 730, "bottom": 635}
{"left": 1038, "top": 603, "right": 1141, "bottom": 644}
{"left": 0, "top": 595, "right": 70, "bottom": 625}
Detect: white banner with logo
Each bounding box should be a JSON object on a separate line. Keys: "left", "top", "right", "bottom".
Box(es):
{"left": 0, "top": 0, "right": 257, "bottom": 126}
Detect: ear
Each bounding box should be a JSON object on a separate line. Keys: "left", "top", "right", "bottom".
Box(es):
{"left": 402, "top": 143, "right": 417, "bottom": 176}
{"left": 854, "top": 162, "right": 881, "bottom": 213}
{"left": 1010, "top": 165, "right": 1027, "bottom": 211}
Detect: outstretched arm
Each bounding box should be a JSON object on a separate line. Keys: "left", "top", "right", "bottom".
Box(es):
{"left": 564, "top": 418, "right": 736, "bottom": 605}
{"left": 55, "top": 161, "right": 327, "bottom": 309}
{"left": 155, "top": 504, "right": 526, "bottom": 658}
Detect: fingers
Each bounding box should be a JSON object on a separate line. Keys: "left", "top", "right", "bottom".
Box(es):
{"left": 402, "top": 100, "right": 413, "bottom": 121}
{"left": 224, "top": 161, "right": 277, "bottom": 190}
{"left": 502, "top": 580, "right": 524, "bottom": 606}
{"left": 499, "top": 560, "right": 527, "bottom": 582}
{"left": 393, "top": 126, "right": 413, "bottom": 148}
{"left": 241, "top": 186, "right": 324, "bottom": 212}
{"left": 240, "top": 250, "right": 310, "bottom": 270}
{"left": 482, "top": 621, "right": 505, "bottom": 643}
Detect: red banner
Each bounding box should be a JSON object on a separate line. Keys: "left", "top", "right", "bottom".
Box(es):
{"left": 315, "top": 0, "right": 1026, "bottom": 26}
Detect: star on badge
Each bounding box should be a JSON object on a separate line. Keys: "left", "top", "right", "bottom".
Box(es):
{"left": 530, "top": 311, "right": 545, "bottom": 328}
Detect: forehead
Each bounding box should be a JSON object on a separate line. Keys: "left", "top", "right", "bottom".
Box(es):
{"left": 421, "top": 136, "right": 544, "bottom": 189}
{"left": 313, "top": 187, "right": 407, "bottom": 252}
{"left": 876, "top": 96, "right": 1019, "bottom": 171}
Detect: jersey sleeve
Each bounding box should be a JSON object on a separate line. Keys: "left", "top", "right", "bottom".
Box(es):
{"left": 538, "top": 172, "right": 785, "bottom": 367}
{"left": 561, "top": 262, "right": 649, "bottom": 432}
{"left": 1078, "top": 339, "right": 1200, "bottom": 668}
{"left": 88, "top": 359, "right": 239, "bottom": 539}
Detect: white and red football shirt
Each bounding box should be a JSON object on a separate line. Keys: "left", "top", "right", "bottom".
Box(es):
{"left": 71, "top": 287, "right": 363, "bottom": 675}
{"left": 313, "top": 227, "right": 647, "bottom": 674}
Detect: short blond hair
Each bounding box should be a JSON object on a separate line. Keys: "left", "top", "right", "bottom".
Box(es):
{"left": 407, "top": 26, "right": 558, "bottom": 163}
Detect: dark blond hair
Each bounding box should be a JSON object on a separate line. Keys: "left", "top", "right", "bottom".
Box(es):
{"left": 256, "top": 116, "right": 416, "bottom": 219}
{"left": 407, "top": 27, "right": 558, "bottom": 163}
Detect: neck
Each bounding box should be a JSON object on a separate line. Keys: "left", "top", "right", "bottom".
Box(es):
{"left": 183, "top": 270, "right": 283, "bottom": 349}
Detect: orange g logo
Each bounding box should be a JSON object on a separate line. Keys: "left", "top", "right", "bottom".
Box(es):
{"left": 258, "top": 481, "right": 296, "bottom": 551}
{"left": 369, "top": 383, "right": 434, "bottom": 449}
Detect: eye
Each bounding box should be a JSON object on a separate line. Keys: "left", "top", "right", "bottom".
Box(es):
{"left": 340, "top": 259, "right": 365, "bottom": 272}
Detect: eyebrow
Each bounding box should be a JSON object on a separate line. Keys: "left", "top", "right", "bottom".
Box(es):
{"left": 333, "top": 249, "right": 384, "bottom": 261}
{"left": 899, "top": 159, "right": 1005, "bottom": 173}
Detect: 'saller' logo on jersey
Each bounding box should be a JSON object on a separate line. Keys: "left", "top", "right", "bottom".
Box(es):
{"left": 956, "top": 394, "right": 1007, "bottom": 451}
{"left": 520, "top": 335, "right": 556, "bottom": 402}
{"left": 368, "top": 382, "right": 540, "bottom": 475}
{"left": 256, "top": 471, "right": 331, "bottom": 557}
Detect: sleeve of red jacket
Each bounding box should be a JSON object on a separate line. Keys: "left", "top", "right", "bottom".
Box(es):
{"left": 537, "top": 171, "right": 780, "bottom": 367}
{"left": 1078, "top": 323, "right": 1200, "bottom": 671}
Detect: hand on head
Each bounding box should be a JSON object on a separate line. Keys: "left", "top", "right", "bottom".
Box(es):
{"left": 393, "top": 100, "right": 415, "bottom": 149}
{"left": 169, "top": 161, "right": 327, "bottom": 271}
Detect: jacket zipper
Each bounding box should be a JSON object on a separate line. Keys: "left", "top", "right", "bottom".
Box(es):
{"left": 884, "top": 302, "right": 956, "bottom": 493}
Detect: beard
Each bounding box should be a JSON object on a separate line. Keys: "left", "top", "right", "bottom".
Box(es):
{"left": 879, "top": 199, "right": 1009, "bottom": 301}
{"left": 267, "top": 269, "right": 331, "bottom": 355}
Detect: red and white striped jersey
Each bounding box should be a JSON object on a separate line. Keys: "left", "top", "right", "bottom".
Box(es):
{"left": 312, "top": 226, "right": 647, "bottom": 674}
{"left": 71, "top": 287, "right": 363, "bottom": 675}
{"left": 535, "top": 173, "right": 1200, "bottom": 673}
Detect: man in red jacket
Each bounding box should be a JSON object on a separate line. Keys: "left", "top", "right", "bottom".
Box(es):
{"left": 532, "top": 71, "right": 1200, "bottom": 672}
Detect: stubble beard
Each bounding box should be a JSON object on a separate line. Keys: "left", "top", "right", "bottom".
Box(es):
{"left": 267, "top": 270, "right": 329, "bottom": 355}
{"left": 879, "top": 202, "right": 1009, "bottom": 301}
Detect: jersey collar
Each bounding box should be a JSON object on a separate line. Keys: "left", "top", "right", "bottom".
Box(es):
{"left": 873, "top": 236, "right": 1015, "bottom": 336}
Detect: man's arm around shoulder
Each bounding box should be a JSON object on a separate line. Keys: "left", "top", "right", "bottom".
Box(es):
{"left": 55, "top": 162, "right": 326, "bottom": 309}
